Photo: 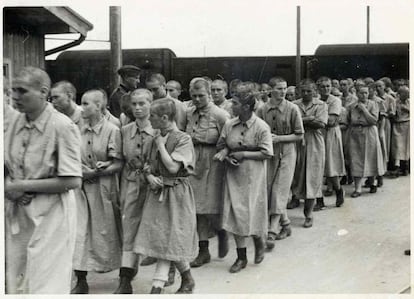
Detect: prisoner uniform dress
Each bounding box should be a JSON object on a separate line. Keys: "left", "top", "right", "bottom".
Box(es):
{"left": 120, "top": 121, "right": 157, "bottom": 264}
{"left": 5, "top": 103, "right": 81, "bottom": 294}
{"left": 216, "top": 99, "right": 233, "bottom": 117}
{"left": 292, "top": 98, "right": 328, "bottom": 199}
{"left": 217, "top": 113, "right": 273, "bottom": 237}
{"left": 391, "top": 98, "right": 410, "bottom": 161}
{"left": 323, "top": 94, "right": 346, "bottom": 177}
{"left": 134, "top": 129, "right": 198, "bottom": 262}
{"left": 186, "top": 102, "right": 229, "bottom": 216}
{"left": 340, "top": 93, "right": 357, "bottom": 166}
{"left": 256, "top": 99, "right": 303, "bottom": 220}
{"left": 371, "top": 96, "right": 388, "bottom": 169}
{"left": 379, "top": 93, "right": 396, "bottom": 165}
{"left": 73, "top": 117, "right": 123, "bottom": 272}
{"left": 347, "top": 100, "right": 385, "bottom": 177}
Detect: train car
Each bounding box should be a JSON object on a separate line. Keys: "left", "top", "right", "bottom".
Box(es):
{"left": 46, "top": 48, "right": 176, "bottom": 103}
{"left": 308, "top": 43, "right": 409, "bottom": 80}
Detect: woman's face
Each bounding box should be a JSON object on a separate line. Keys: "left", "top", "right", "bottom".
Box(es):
{"left": 190, "top": 86, "right": 210, "bottom": 109}
{"left": 130, "top": 94, "right": 151, "bottom": 120}
{"left": 357, "top": 87, "right": 369, "bottom": 101}
{"left": 149, "top": 107, "right": 163, "bottom": 129}
{"left": 81, "top": 93, "right": 100, "bottom": 119}
{"left": 231, "top": 98, "right": 244, "bottom": 116}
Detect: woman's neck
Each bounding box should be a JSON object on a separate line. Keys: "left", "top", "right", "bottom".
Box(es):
{"left": 160, "top": 122, "right": 174, "bottom": 136}
{"left": 135, "top": 117, "right": 150, "bottom": 129}
{"left": 239, "top": 111, "right": 253, "bottom": 123}
{"left": 88, "top": 113, "right": 103, "bottom": 127}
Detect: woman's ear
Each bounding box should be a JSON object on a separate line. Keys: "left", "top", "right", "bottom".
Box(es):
{"left": 40, "top": 86, "right": 49, "bottom": 101}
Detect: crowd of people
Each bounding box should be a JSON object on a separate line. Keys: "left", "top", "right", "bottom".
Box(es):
{"left": 3, "top": 65, "right": 410, "bottom": 294}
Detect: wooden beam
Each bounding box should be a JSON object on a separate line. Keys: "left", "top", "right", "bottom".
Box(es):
{"left": 296, "top": 6, "right": 301, "bottom": 86}
{"left": 109, "top": 6, "right": 122, "bottom": 93}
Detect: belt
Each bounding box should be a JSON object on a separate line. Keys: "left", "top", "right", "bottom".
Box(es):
{"left": 193, "top": 142, "right": 216, "bottom": 147}
{"left": 350, "top": 124, "right": 373, "bottom": 128}
{"left": 326, "top": 124, "right": 339, "bottom": 128}
{"left": 162, "top": 176, "right": 189, "bottom": 186}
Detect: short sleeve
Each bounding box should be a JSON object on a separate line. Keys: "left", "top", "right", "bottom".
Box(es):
{"left": 216, "top": 109, "right": 230, "bottom": 133}
{"left": 257, "top": 121, "right": 273, "bottom": 156}
{"left": 57, "top": 122, "right": 82, "bottom": 177}
{"left": 291, "top": 105, "right": 304, "bottom": 134}
{"left": 108, "top": 127, "right": 123, "bottom": 159}
{"left": 328, "top": 96, "right": 342, "bottom": 116}
{"left": 315, "top": 102, "right": 329, "bottom": 125}
{"left": 171, "top": 133, "right": 195, "bottom": 173}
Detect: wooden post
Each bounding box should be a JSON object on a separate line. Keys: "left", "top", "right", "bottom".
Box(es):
{"left": 109, "top": 6, "right": 122, "bottom": 94}
{"left": 296, "top": 6, "right": 301, "bottom": 86}
{"left": 366, "top": 6, "right": 370, "bottom": 44}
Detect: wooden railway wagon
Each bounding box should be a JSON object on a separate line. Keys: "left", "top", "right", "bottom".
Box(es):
{"left": 45, "top": 43, "right": 408, "bottom": 102}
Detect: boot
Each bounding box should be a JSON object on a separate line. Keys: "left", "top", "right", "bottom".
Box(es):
{"left": 303, "top": 199, "right": 315, "bottom": 228}
{"left": 377, "top": 176, "right": 383, "bottom": 187}
{"left": 190, "top": 241, "right": 211, "bottom": 267}
{"left": 340, "top": 176, "right": 347, "bottom": 185}
{"left": 175, "top": 270, "right": 195, "bottom": 294}
{"left": 140, "top": 256, "right": 157, "bottom": 266}
{"left": 71, "top": 270, "right": 89, "bottom": 294}
{"left": 275, "top": 224, "right": 292, "bottom": 240}
{"left": 253, "top": 236, "right": 265, "bottom": 264}
{"left": 164, "top": 263, "right": 176, "bottom": 287}
{"left": 401, "top": 161, "right": 409, "bottom": 176}
{"left": 335, "top": 188, "right": 345, "bottom": 207}
{"left": 113, "top": 267, "right": 134, "bottom": 294}
{"left": 266, "top": 232, "right": 277, "bottom": 250}
{"left": 217, "top": 229, "right": 229, "bottom": 258}
{"left": 229, "top": 248, "right": 247, "bottom": 273}
{"left": 287, "top": 195, "right": 300, "bottom": 209}
{"left": 150, "top": 287, "right": 162, "bottom": 294}
{"left": 313, "top": 197, "right": 326, "bottom": 211}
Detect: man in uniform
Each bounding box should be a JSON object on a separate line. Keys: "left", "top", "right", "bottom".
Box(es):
{"left": 50, "top": 80, "right": 84, "bottom": 129}
{"left": 145, "top": 73, "right": 187, "bottom": 131}
{"left": 109, "top": 65, "right": 141, "bottom": 118}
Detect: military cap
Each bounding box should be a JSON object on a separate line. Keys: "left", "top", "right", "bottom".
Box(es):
{"left": 117, "top": 65, "right": 141, "bottom": 77}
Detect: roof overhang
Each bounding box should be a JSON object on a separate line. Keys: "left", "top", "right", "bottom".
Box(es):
{"left": 4, "top": 6, "right": 93, "bottom": 35}
{"left": 314, "top": 43, "right": 409, "bottom": 56}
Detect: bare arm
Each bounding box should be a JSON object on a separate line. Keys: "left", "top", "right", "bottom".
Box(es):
{"left": 273, "top": 133, "right": 303, "bottom": 143}
{"left": 5, "top": 176, "right": 82, "bottom": 193}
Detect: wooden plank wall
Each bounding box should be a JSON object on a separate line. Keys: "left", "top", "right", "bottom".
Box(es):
{"left": 3, "top": 32, "right": 45, "bottom": 76}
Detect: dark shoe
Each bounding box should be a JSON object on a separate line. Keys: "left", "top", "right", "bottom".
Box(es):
{"left": 335, "top": 188, "right": 345, "bottom": 207}
{"left": 323, "top": 189, "right": 334, "bottom": 196}
{"left": 150, "top": 287, "right": 162, "bottom": 294}
{"left": 404, "top": 249, "right": 411, "bottom": 256}
{"left": 363, "top": 178, "right": 371, "bottom": 188}
{"left": 164, "top": 263, "right": 176, "bottom": 287}
{"left": 253, "top": 236, "right": 265, "bottom": 264}
{"left": 229, "top": 259, "right": 247, "bottom": 273}
{"left": 347, "top": 177, "right": 354, "bottom": 185}
{"left": 369, "top": 185, "right": 377, "bottom": 193}
{"left": 217, "top": 230, "right": 229, "bottom": 258}
{"left": 113, "top": 276, "right": 132, "bottom": 294}
{"left": 190, "top": 249, "right": 211, "bottom": 268}
{"left": 275, "top": 225, "right": 292, "bottom": 240}
{"left": 401, "top": 169, "right": 409, "bottom": 176}
{"left": 340, "top": 176, "right": 347, "bottom": 185}
{"left": 175, "top": 270, "right": 195, "bottom": 294}
{"left": 351, "top": 191, "right": 361, "bottom": 198}
{"left": 140, "top": 256, "right": 157, "bottom": 266}
{"left": 266, "top": 232, "right": 277, "bottom": 250}
{"left": 287, "top": 197, "right": 300, "bottom": 209}
{"left": 313, "top": 198, "right": 326, "bottom": 211}
{"left": 71, "top": 280, "right": 89, "bottom": 294}
{"left": 303, "top": 218, "right": 313, "bottom": 228}
{"left": 377, "top": 176, "right": 383, "bottom": 187}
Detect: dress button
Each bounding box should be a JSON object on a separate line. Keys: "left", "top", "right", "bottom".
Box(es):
{"left": 137, "top": 144, "right": 141, "bottom": 148}
{"left": 195, "top": 122, "right": 198, "bottom": 125}
{"left": 88, "top": 155, "right": 92, "bottom": 159}
{"left": 241, "top": 132, "right": 244, "bottom": 136}
{"left": 273, "top": 117, "right": 276, "bottom": 120}
{"left": 238, "top": 141, "right": 242, "bottom": 145}
{"left": 88, "top": 141, "right": 91, "bottom": 144}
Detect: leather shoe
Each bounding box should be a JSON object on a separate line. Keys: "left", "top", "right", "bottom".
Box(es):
{"left": 275, "top": 225, "right": 292, "bottom": 240}
{"left": 351, "top": 191, "right": 361, "bottom": 198}
{"left": 229, "top": 259, "right": 247, "bottom": 273}
{"left": 323, "top": 189, "right": 334, "bottom": 196}
{"left": 190, "top": 250, "right": 211, "bottom": 268}
{"left": 253, "top": 236, "right": 265, "bottom": 264}
{"left": 164, "top": 264, "right": 176, "bottom": 287}
{"left": 175, "top": 270, "right": 195, "bottom": 294}
{"left": 266, "top": 232, "right": 277, "bottom": 250}
{"left": 71, "top": 280, "right": 89, "bottom": 294}
{"left": 369, "top": 185, "right": 377, "bottom": 193}
{"left": 303, "top": 218, "right": 313, "bottom": 228}
{"left": 150, "top": 287, "right": 162, "bottom": 294}
{"left": 336, "top": 188, "right": 345, "bottom": 207}
{"left": 140, "top": 256, "right": 157, "bottom": 266}
{"left": 287, "top": 197, "right": 300, "bottom": 209}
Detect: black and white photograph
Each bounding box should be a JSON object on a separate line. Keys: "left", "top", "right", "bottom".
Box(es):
{"left": 2, "top": 0, "right": 412, "bottom": 296}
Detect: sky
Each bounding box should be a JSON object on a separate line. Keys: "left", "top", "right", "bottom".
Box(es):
{"left": 32, "top": 0, "right": 414, "bottom": 60}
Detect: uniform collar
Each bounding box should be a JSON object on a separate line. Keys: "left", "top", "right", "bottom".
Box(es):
{"left": 130, "top": 121, "right": 156, "bottom": 138}
{"left": 82, "top": 116, "right": 105, "bottom": 134}
{"left": 233, "top": 112, "right": 258, "bottom": 129}
{"left": 16, "top": 102, "right": 53, "bottom": 134}
{"left": 266, "top": 98, "right": 287, "bottom": 113}
{"left": 195, "top": 102, "right": 213, "bottom": 116}
{"left": 296, "top": 97, "right": 320, "bottom": 110}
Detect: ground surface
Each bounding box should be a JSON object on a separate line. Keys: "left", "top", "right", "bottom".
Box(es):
{"left": 81, "top": 175, "right": 411, "bottom": 294}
